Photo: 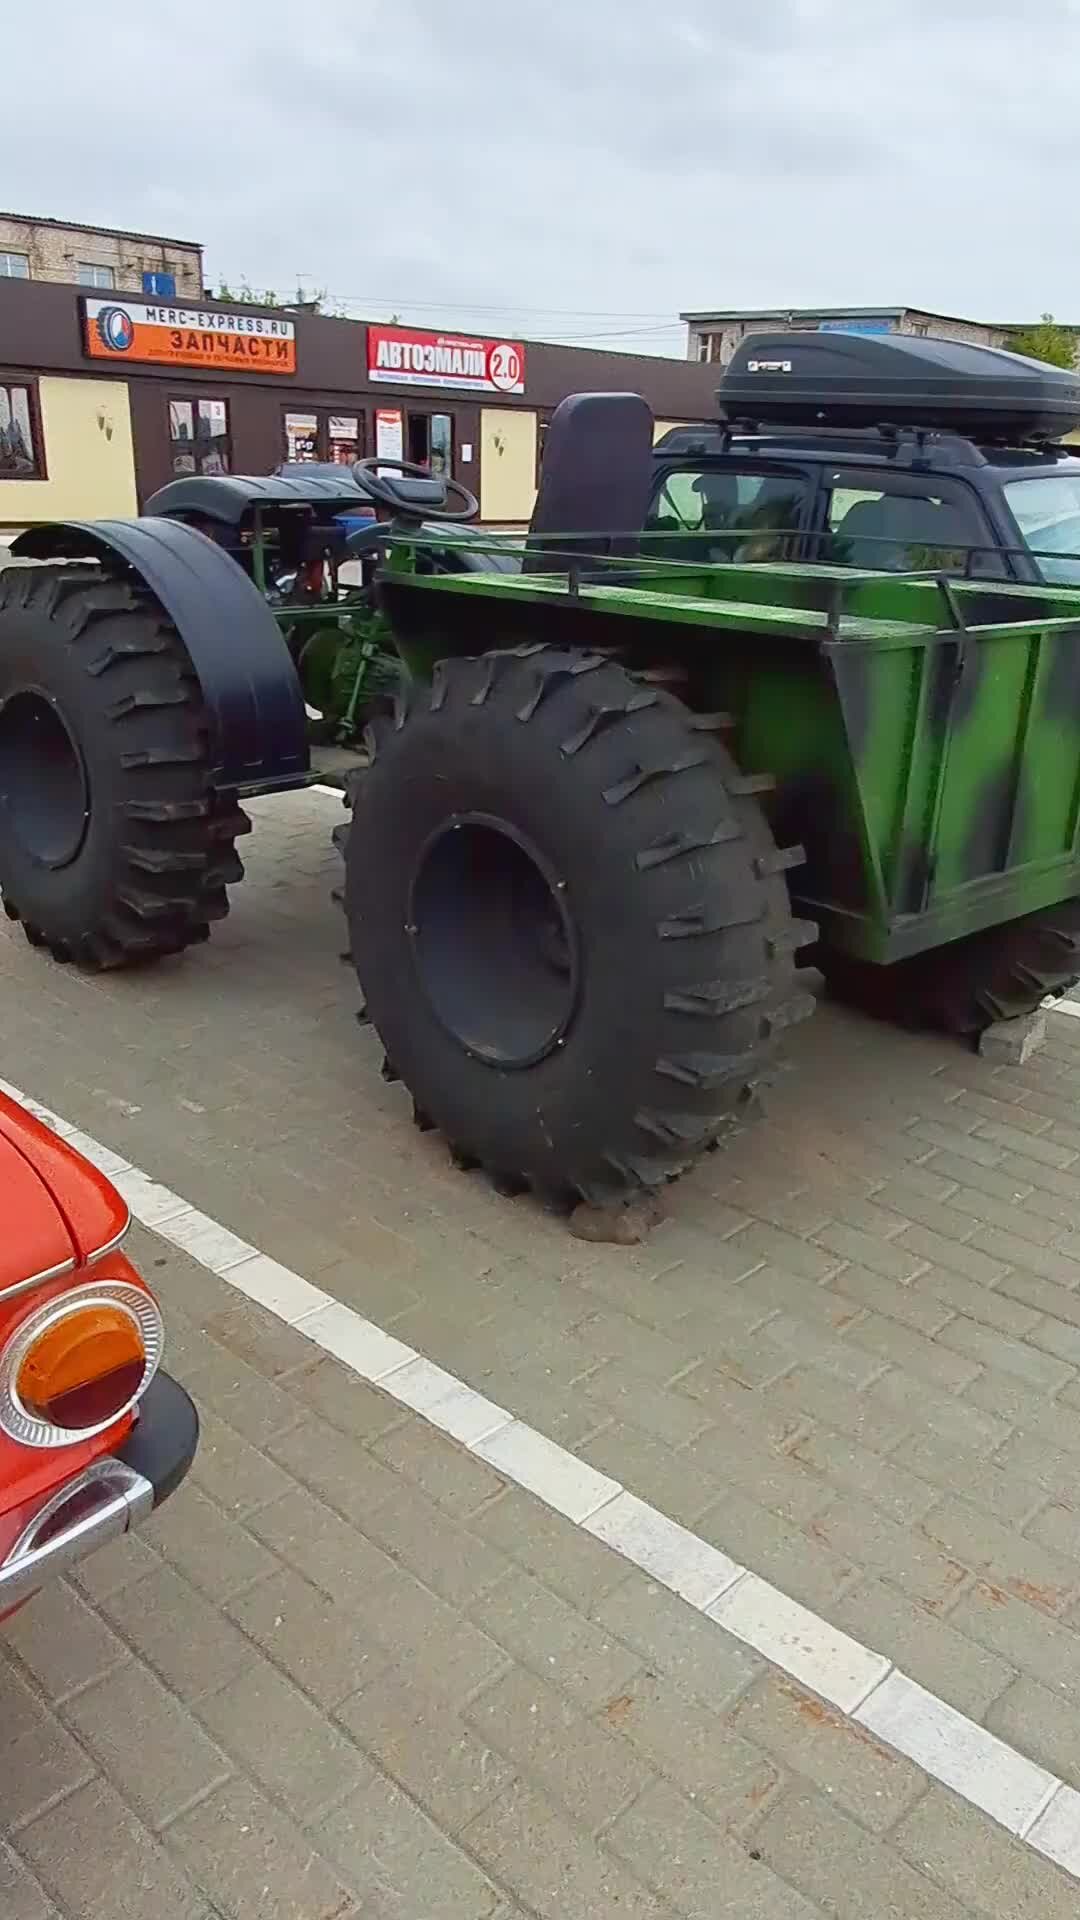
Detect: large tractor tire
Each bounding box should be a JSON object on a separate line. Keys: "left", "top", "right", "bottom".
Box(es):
{"left": 0, "top": 564, "right": 249, "bottom": 968}
{"left": 821, "top": 899, "right": 1080, "bottom": 1036}
{"left": 344, "top": 645, "right": 816, "bottom": 1203}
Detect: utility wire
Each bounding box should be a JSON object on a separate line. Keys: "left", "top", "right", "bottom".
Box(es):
{"left": 215, "top": 273, "right": 683, "bottom": 327}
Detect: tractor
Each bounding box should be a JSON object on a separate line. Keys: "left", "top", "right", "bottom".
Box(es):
{"left": 5, "top": 330, "right": 1080, "bottom": 1212}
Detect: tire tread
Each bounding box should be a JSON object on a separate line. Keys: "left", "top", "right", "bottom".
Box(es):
{"left": 0, "top": 564, "right": 248, "bottom": 968}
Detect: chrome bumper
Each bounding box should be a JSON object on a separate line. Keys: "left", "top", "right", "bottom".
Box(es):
{"left": 0, "top": 1459, "right": 153, "bottom": 1611}
{"left": 0, "top": 1371, "right": 198, "bottom": 1611}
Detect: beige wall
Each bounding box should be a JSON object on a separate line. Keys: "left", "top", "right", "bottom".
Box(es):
{"left": 1, "top": 377, "right": 137, "bottom": 529}
{"left": 0, "top": 216, "right": 202, "bottom": 296}
{"left": 480, "top": 408, "right": 538, "bottom": 522}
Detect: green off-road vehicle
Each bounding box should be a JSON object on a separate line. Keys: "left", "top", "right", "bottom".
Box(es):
{"left": 4, "top": 331, "right": 1080, "bottom": 1212}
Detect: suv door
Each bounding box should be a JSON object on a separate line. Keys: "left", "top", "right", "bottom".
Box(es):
{"left": 644, "top": 462, "right": 814, "bottom": 564}
{"left": 813, "top": 467, "right": 1007, "bottom": 577}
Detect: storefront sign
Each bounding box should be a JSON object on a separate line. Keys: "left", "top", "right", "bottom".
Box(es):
{"left": 368, "top": 325, "right": 525, "bottom": 395}
{"left": 82, "top": 297, "right": 297, "bottom": 374}
{"left": 817, "top": 319, "right": 895, "bottom": 335}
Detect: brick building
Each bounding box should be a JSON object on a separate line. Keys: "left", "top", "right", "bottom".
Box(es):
{"left": 0, "top": 213, "right": 203, "bottom": 300}
{"left": 681, "top": 304, "right": 1075, "bottom": 368}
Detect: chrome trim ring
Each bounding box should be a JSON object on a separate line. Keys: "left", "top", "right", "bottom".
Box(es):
{"left": 0, "top": 1257, "right": 76, "bottom": 1307}
{"left": 0, "top": 1281, "right": 163, "bottom": 1448}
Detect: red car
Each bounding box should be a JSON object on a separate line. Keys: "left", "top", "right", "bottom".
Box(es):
{"left": 0, "top": 1091, "right": 197, "bottom": 1617}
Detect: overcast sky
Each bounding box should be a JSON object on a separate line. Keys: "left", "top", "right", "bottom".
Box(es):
{"left": 6, "top": 1, "right": 1080, "bottom": 355}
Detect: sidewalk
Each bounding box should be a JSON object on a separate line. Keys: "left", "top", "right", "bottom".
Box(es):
{"left": 4, "top": 786, "right": 1080, "bottom": 1916}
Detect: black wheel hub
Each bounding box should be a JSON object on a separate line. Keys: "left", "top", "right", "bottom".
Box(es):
{"left": 409, "top": 814, "right": 580, "bottom": 1067}
{"left": 0, "top": 689, "right": 89, "bottom": 868}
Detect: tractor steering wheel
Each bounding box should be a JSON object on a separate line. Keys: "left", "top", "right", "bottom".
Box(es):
{"left": 352, "top": 457, "right": 478, "bottom": 522}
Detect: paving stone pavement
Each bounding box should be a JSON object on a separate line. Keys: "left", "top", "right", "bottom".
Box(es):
{"left": 5, "top": 788, "right": 1080, "bottom": 1913}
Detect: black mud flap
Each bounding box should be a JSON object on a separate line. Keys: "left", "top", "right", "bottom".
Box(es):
{"left": 13, "top": 518, "right": 308, "bottom": 791}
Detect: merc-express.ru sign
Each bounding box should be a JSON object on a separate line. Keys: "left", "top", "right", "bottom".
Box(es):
{"left": 82, "top": 297, "right": 296, "bottom": 373}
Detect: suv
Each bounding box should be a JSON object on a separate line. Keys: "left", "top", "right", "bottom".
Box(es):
{"left": 649, "top": 330, "right": 1080, "bottom": 586}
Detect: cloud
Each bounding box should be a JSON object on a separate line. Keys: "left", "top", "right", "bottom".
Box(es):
{"left": 4, "top": 0, "right": 1080, "bottom": 351}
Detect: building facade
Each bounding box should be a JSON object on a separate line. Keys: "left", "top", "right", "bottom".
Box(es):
{"left": 0, "top": 214, "right": 202, "bottom": 300}
{"left": 0, "top": 276, "right": 722, "bottom": 533}
{"left": 681, "top": 305, "right": 1022, "bottom": 368}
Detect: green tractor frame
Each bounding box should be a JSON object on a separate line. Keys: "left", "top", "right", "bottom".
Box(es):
{"left": 5, "top": 352, "right": 1080, "bottom": 1213}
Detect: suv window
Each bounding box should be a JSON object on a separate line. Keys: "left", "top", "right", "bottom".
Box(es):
{"left": 819, "top": 473, "right": 1000, "bottom": 575}
{"left": 1002, "top": 473, "right": 1080, "bottom": 585}
{"left": 645, "top": 467, "right": 809, "bottom": 562}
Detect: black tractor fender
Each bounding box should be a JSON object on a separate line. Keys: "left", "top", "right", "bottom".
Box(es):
{"left": 11, "top": 518, "right": 309, "bottom": 791}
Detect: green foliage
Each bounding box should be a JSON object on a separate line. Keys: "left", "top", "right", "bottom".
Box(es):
{"left": 1009, "top": 313, "right": 1077, "bottom": 370}
{"left": 214, "top": 279, "right": 280, "bottom": 308}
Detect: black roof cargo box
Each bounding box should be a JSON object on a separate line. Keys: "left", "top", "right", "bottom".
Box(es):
{"left": 716, "top": 330, "right": 1080, "bottom": 441}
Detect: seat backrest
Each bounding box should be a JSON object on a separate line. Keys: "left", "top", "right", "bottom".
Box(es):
{"left": 836, "top": 491, "right": 977, "bottom": 571}
{"left": 833, "top": 498, "right": 900, "bottom": 568}
{"left": 525, "top": 392, "right": 654, "bottom": 572}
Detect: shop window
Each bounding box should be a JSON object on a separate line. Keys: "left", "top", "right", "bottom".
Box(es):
{"left": 327, "top": 415, "right": 361, "bottom": 466}
{"left": 169, "top": 396, "right": 231, "bottom": 476}
{"left": 77, "top": 262, "right": 115, "bottom": 289}
{"left": 0, "top": 381, "right": 43, "bottom": 478}
{"left": 0, "top": 251, "right": 29, "bottom": 280}
{"left": 281, "top": 410, "right": 363, "bottom": 466}
{"left": 284, "top": 411, "right": 319, "bottom": 463}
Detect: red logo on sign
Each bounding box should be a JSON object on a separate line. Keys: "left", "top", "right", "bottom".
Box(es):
{"left": 487, "top": 342, "right": 523, "bottom": 393}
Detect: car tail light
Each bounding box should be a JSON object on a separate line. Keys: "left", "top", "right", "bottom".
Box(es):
{"left": 0, "top": 1282, "right": 163, "bottom": 1447}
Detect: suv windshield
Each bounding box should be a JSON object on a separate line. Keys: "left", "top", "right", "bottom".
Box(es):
{"left": 1003, "top": 473, "right": 1080, "bottom": 584}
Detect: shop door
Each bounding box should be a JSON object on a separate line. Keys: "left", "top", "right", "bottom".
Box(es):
{"left": 405, "top": 411, "right": 453, "bottom": 478}
{"left": 480, "top": 409, "right": 538, "bottom": 523}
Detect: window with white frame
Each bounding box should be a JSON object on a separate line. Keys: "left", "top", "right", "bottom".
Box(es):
{"left": 0, "top": 251, "right": 29, "bottom": 279}
{"left": 77, "top": 262, "right": 115, "bottom": 289}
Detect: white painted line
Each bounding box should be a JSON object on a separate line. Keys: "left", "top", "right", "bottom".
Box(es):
{"left": 111, "top": 1169, "right": 193, "bottom": 1230}
{"left": 63, "top": 1129, "right": 133, "bottom": 1178}
{"left": 474, "top": 1420, "right": 621, "bottom": 1525}
{"left": 8, "top": 1069, "right": 1080, "bottom": 1881}
{"left": 223, "top": 1253, "right": 334, "bottom": 1327}
{"left": 1048, "top": 996, "right": 1080, "bottom": 1021}
{"left": 586, "top": 1492, "right": 743, "bottom": 1610}
{"left": 386, "top": 1357, "right": 512, "bottom": 1447}
{"left": 156, "top": 1207, "right": 264, "bottom": 1275}
{"left": 0, "top": 1082, "right": 80, "bottom": 1141}
{"left": 707, "top": 1574, "right": 889, "bottom": 1716}
{"left": 292, "top": 1300, "right": 415, "bottom": 1381}
{"left": 1028, "top": 1784, "right": 1080, "bottom": 1873}
{"left": 855, "top": 1671, "right": 1058, "bottom": 1834}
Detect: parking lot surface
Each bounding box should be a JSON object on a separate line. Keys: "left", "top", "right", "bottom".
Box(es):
{"left": 6, "top": 786, "right": 1080, "bottom": 1916}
